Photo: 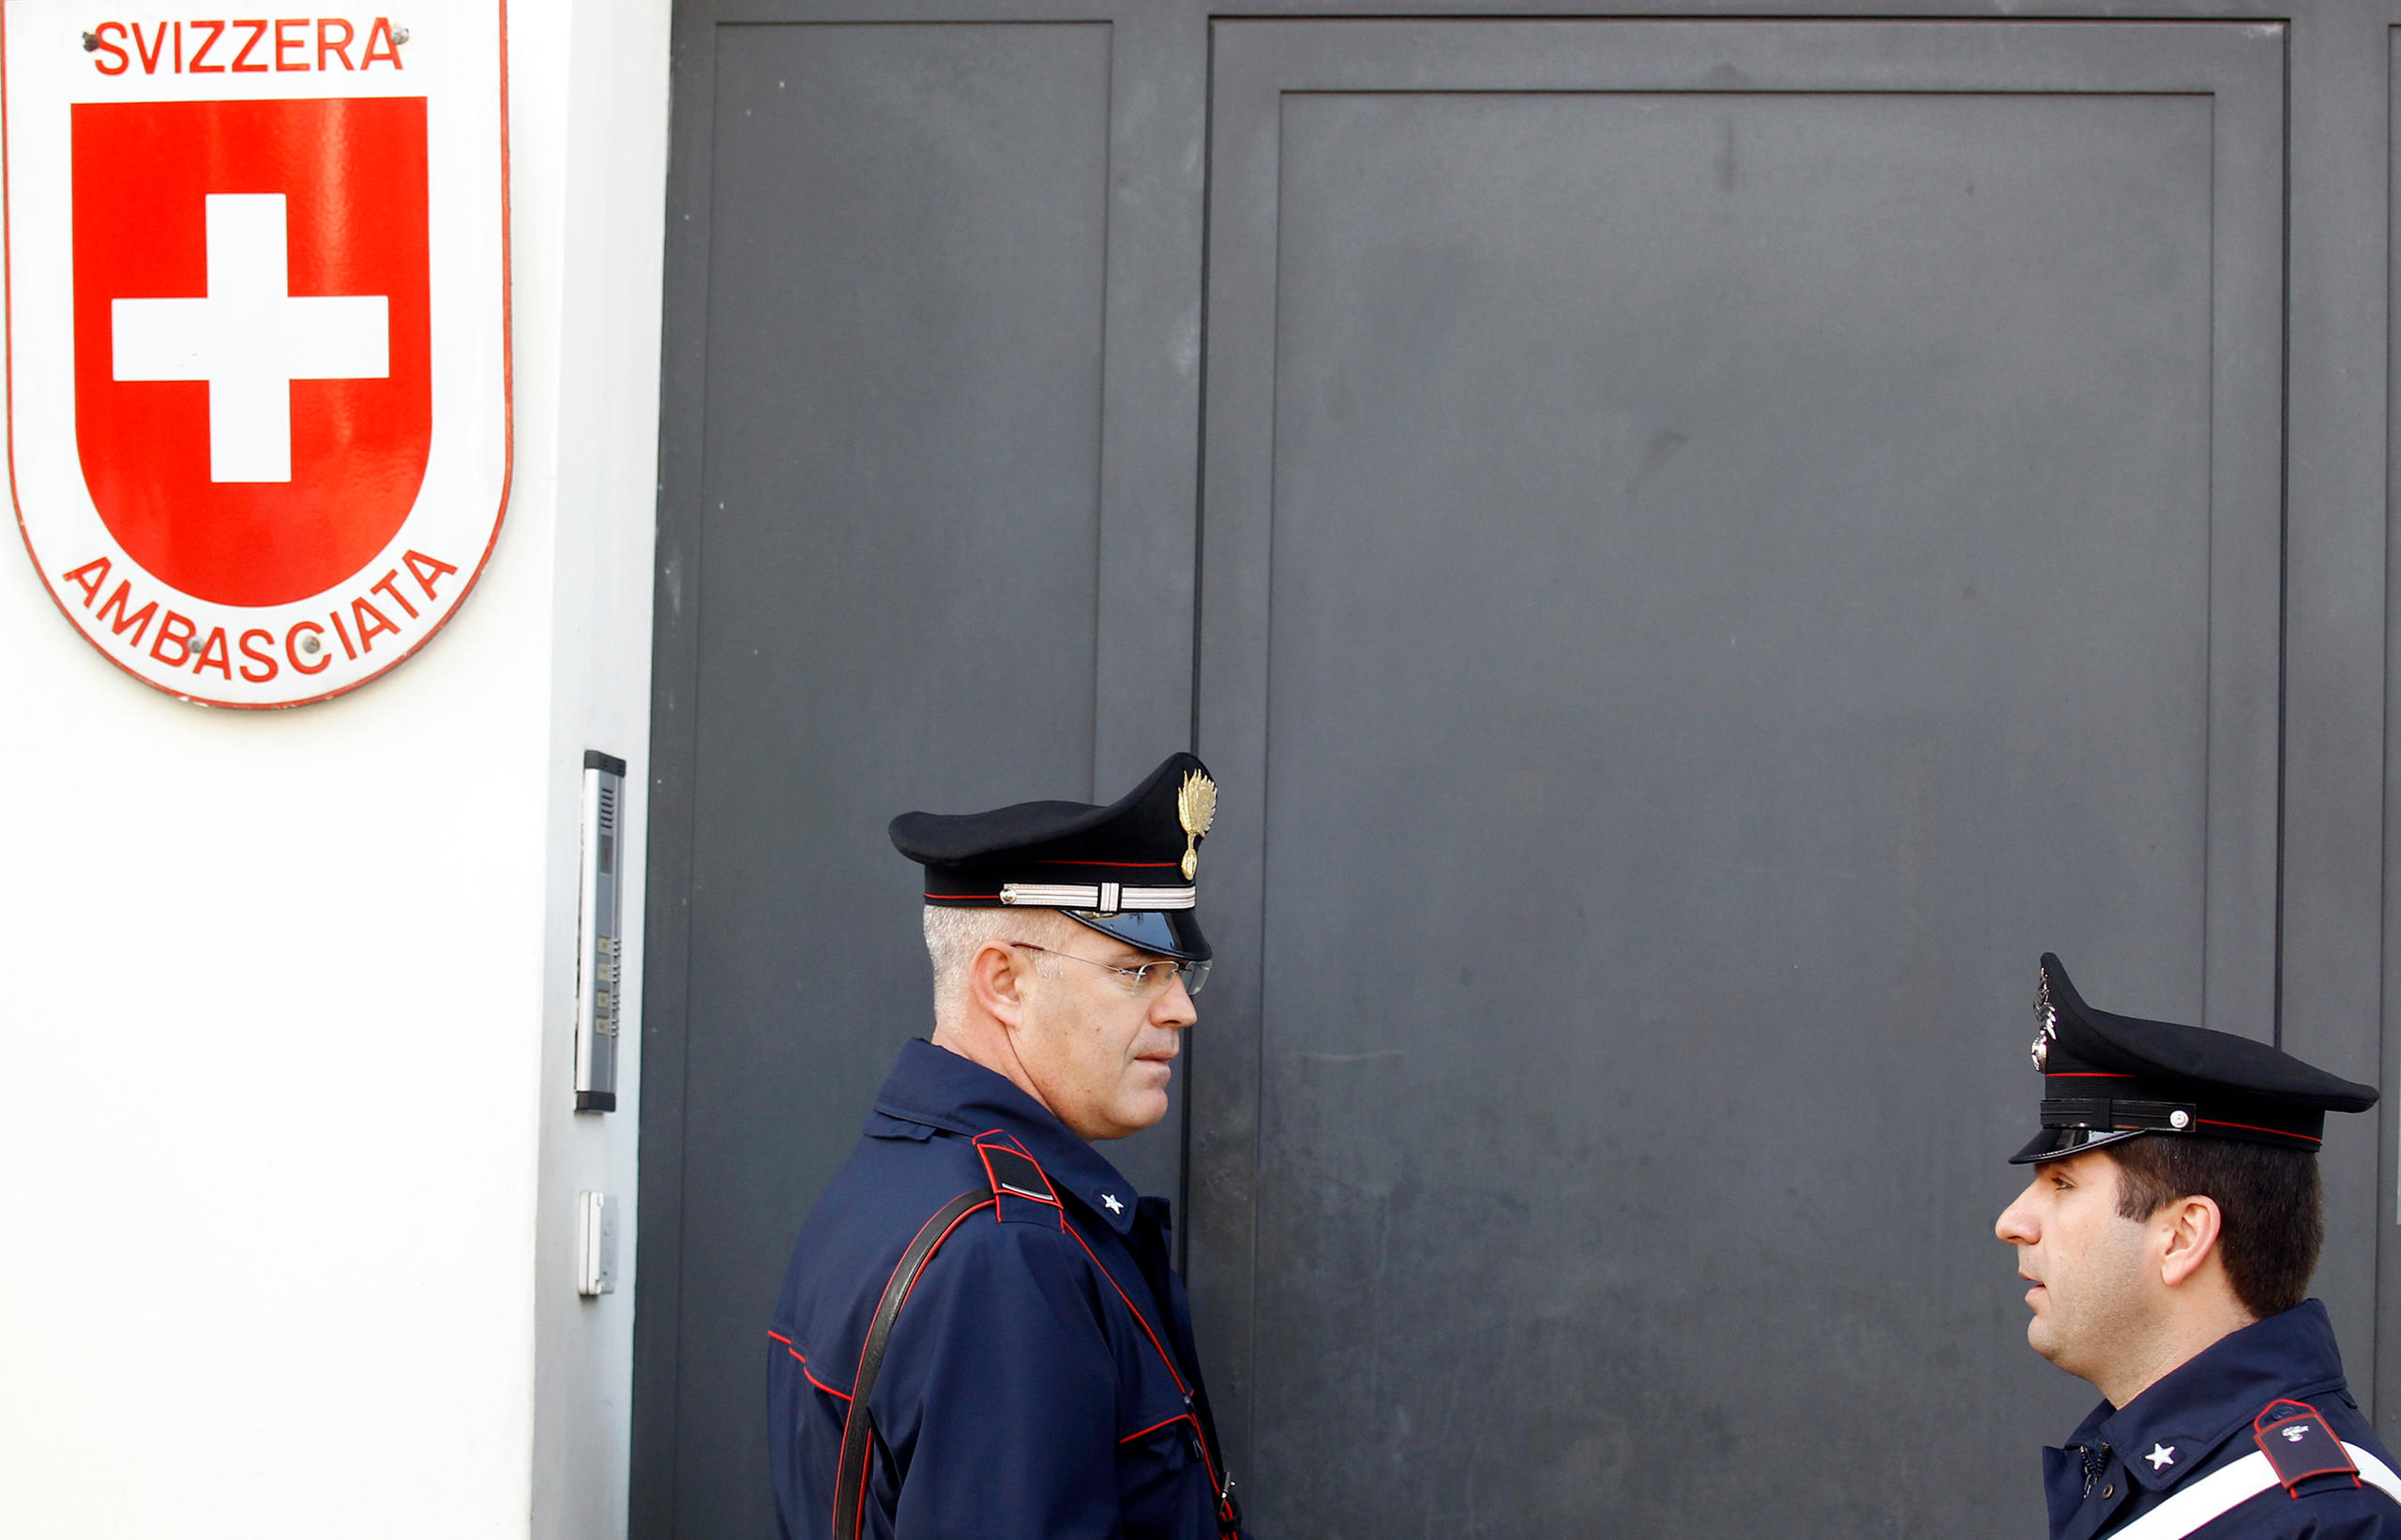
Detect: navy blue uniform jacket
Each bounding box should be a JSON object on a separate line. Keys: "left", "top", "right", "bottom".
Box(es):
{"left": 770, "top": 1039, "right": 1238, "bottom": 1540}
{"left": 2045, "top": 1302, "right": 2401, "bottom": 1539}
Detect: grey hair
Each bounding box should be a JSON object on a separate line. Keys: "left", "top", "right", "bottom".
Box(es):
{"left": 921, "top": 905, "right": 1074, "bottom": 1031}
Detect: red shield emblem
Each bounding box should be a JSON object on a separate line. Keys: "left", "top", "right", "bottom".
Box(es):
{"left": 6, "top": 2, "right": 509, "bottom": 706}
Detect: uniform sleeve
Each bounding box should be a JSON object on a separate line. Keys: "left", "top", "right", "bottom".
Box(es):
{"left": 871, "top": 1221, "right": 1123, "bottom": 1540}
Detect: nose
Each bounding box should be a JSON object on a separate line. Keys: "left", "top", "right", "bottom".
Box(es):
{"left": 1995, "top": 1178, "right": 2041, "bottom": 1246}
{"left": 1154, "top": 975, "right": 1198, "bottom": 1032}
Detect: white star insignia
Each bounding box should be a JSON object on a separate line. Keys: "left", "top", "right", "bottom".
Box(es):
{"left": 2146, "top": 1444, "right": 2176, "bottom": 1472}
{"left": 1101, "top": 1193, "right": 1123, "bottom": 1215}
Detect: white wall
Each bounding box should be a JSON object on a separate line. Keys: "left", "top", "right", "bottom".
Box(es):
{"left": 527, "top": 0, "right": 672, "bottom": 1530}
{"left": 0, "top": 0, "right": 670, "bottom": 1533}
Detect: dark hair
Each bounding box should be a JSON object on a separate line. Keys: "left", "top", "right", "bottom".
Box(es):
{"left": 2107, "top": 1136, "right": 2322, "bottom": 1319}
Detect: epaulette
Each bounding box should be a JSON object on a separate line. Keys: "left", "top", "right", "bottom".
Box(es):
{"left": 2254, "top": 1398, "right": 2363, "bottom": 1494}
{"left": 972, "top": 1131, "right": 1063, "bottom": 1225}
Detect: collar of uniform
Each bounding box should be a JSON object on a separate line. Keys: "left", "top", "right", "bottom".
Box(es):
{"left": 870, "top": 1036, "right": 1144, "bottom": 1234}
{"left": 2089, "top": 1300, "right": 2348, "bottom": 1493}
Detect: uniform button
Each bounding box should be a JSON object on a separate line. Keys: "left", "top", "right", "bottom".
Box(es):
{"left": 2102, "top": 1486, "right": 2114, "bottom": 1500}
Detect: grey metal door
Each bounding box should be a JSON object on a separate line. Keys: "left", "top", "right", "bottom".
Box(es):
{"left": 641, "top": 6, "right": 2401, "bottom": 1538}
{"left": 1186, "top": 20, "right": 2291, "bottom": 1537}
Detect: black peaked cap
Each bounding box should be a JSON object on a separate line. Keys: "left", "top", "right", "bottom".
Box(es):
{"left": 890, "top": 752, "right": 1216, "bottom": 961}
{"left": 2013, "top": 952, "right": 2377, "bottom": 1164}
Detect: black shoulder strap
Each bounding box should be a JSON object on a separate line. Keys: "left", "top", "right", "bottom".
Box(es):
{"left": 830, "top": 1191, "right": 989, "bottom": 1537}
{"left": 831, "top": 1186, "right": 992, "bottom": 1540}
{"left": 832, "top": 1136, "right": 1061, "bottom": 1540}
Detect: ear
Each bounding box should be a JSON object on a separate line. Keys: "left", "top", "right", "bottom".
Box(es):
{"left": 2158, "top": 1193, "right": 2226, "bottom": 1290}
{"left": 967, "top": 939, "right": 1036, "bottom": 1031}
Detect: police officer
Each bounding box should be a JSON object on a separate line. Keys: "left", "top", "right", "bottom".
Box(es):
{"left": 768, "top": 752, "right": 1246, "bottom": 1540}
{"left": 1997, "top": 954, "right": 2400, "bottom": 1540}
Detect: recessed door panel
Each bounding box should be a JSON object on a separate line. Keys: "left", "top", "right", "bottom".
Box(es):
{"left": 1193, "top": 22, "right": 2283, "bottom": 1536}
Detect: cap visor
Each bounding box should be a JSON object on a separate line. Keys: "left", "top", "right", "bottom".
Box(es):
{"left": 2009, "top": 1125, "right": 2151, "bottom": 1165}
{"left": 1066, "top": 907, "right": 1211, "bottom": 961}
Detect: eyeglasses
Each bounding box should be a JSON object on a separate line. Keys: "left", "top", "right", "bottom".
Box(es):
{"left": 1008, "top": 943, "right": 1211, "bottom": 998}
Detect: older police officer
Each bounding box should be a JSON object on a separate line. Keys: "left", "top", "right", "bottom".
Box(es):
{"left": 768, "top": 753, "right": 1245, "bottom": 1540}
{"left": 1997, "top": 954, "right": 2399, "bottom": 1540}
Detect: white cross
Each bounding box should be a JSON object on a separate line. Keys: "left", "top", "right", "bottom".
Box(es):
{"left": 113, "top": 193, "right": 389, "bottom": 483}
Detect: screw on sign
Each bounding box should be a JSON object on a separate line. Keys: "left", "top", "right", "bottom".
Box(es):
{"left": 4, "top": 0, "right": 509, "bottom": 706}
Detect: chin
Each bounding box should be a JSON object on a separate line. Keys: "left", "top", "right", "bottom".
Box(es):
{"left": 1111, "top": 1091, "right": 1170, "bottom": 1135}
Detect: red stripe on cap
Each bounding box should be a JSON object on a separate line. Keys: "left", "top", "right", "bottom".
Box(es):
{"left": 2197, "top": 1118, "right": 2320, "bottom": 1143}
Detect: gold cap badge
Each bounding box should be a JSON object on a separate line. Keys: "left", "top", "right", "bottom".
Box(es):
{"left": 1176, "top": 770, "right": 1217, "bottom": 881}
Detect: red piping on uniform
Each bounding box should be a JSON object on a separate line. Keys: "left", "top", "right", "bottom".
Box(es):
{"left": 1059, "top": 1220, "right": 1189, "bottom": 1397}
{"left": 1045, "top": 860, "right": 1184, "bottom": 868}
{"left": 2200, "top": 1118, "right": 2318, "bottom": 1142}
{"left": 988, "top": 1135, "right": 1216, "bottom": 1485}
{"left": 1121, "top": 1412, "right": 1200, "bottom": 1444}
{"left": 774, "top": 1331, "right": 857, "bottom": 1401}
{"left": 796, "top": 1352, "right": 853, "bottom": 1402}
{"left": 927, "top": 892, "right": 1002, "bottom": 900}
{"left": 975, "top": 1130, "right": 1047, "bottom": 1168}
{"left": 1053, "top": 1204, "right": 1229, "bottom": 1509}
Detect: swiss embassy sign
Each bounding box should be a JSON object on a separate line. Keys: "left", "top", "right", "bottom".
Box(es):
{"left": 4, "top": 0, "right": 510, "bottom": 706}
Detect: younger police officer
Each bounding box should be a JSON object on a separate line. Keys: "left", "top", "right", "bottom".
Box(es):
{"left": 768, "top": 753, "right": 1245, "bottom": 1540}
{"left": 1998, "top": 954, "right": 2400, "bottom": 1540}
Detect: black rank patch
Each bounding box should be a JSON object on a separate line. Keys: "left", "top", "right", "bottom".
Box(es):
{"left": 2254, "top": 1400, "right": 2360, "bottom": 1492}
{"left": 974, "top": 1140, "right": 1061, "bottom": 1221}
